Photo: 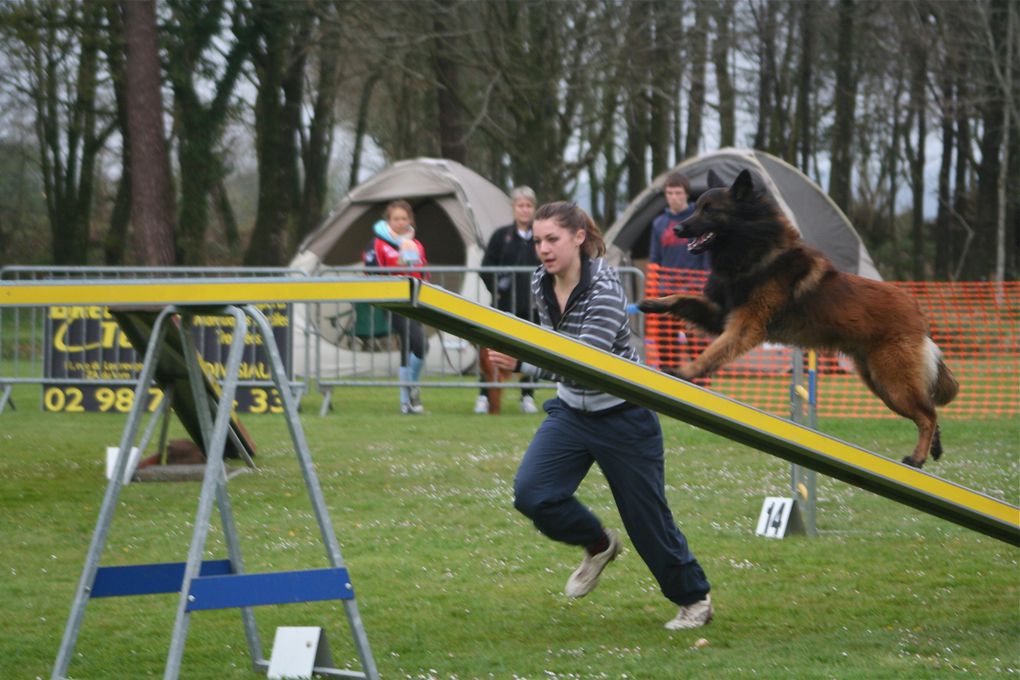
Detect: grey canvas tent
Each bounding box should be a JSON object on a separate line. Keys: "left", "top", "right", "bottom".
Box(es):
{"left": 289, "top": 158, "right": 513, "bottom": 377}
{"left": 604, "top": 148, "right": 881, "bottom": 281}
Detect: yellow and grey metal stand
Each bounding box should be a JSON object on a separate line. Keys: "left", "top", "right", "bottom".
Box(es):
{"left": 51, "top": 304, "right": 377, "bottom": 680}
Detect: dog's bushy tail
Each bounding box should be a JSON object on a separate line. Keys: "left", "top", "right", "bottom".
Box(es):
{"left": 925, "top": 338, "right": 959, "bottom": 406}
{"left": 933, "top": 358, "right": 959, "bottom": 406}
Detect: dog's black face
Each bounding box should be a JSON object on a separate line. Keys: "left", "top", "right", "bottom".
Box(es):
{"left": 674, "top": 169, "right": 758, "bottom": 254}
{"left": 677, "top": 187, "right": 727, "bottom": 254}
{"left": 677, "top": 168, "right": 779, "bottom": 260}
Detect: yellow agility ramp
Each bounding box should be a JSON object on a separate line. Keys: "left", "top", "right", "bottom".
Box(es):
{"left": 3, "top": 275, "right": 1017, "bottom": 546}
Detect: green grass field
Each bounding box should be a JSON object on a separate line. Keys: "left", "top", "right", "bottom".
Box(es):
{"left": 1, "top": 382, "right": 1017, "bottom": 679}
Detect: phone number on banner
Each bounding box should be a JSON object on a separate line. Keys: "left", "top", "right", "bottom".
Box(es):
{"left": 42, "top": 384, "right": 285, "bottom": 414}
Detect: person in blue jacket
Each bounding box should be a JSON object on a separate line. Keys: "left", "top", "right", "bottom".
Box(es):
{"left": 648, "top": 172, "right": 710, "bottom": 376}
{"left": 649, "top": 171, "right": 709, "bottom": 271}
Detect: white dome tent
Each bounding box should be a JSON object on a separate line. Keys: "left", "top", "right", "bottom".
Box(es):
{"left": 289, "top": 158, "right": 513, "bottom": 378}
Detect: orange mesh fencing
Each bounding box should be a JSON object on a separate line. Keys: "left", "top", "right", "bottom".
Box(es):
{"left": 643, "top": 264, "right": 1019, "bottom": 419}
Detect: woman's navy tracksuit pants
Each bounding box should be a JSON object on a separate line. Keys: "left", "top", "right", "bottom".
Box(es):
{"left": 513, "top": 397, "right": 710, "bottom": 607}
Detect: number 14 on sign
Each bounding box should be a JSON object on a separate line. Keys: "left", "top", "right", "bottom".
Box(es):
{"left": 755, "top": 496, "right": 795, "bottom": 538}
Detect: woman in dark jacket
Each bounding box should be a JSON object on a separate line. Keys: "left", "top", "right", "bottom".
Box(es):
{"left": 476, "top": 186, "right": 541, "bottom": 414}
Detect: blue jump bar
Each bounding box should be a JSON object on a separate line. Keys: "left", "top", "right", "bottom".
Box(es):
{"left": 91, "top": 560, "right": 233, "bottom": 598}
{"left": 186, "top": 567, "right": 353, "bottom": 611}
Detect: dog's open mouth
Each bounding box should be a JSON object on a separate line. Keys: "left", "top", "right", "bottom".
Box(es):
{"left": 687, "top": 232, "right": 716, "bottom": 253}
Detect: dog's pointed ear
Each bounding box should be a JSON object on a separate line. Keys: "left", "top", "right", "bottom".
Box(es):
{"left": 706, "top": 169, "right": 725, "bottom": 188}
{"left": 731, "top": 169, "right": 754, "bottom": 201}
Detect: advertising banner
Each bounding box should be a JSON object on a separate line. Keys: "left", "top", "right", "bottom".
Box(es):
{"left": 43, "top": 304, "right": 291, "bottom": 414}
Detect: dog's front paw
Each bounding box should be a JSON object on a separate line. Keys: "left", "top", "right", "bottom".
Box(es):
{"left": 675, "top": 365, "right": 698, "bottom": 381}
{"left": 660, "top": 364, "right": 697, "bottom": 381}
{"left": 637, "top": 298, "right": 670, "bottom": 314}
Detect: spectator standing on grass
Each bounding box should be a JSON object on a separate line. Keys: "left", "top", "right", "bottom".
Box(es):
{"left": 487, "top": 201, "right": 713, "bottom": 631}
{"left": 368, "top": 200, "right": 428, "bottom": 415}
{"left": 475, "top": 186, "right": 541, "bottom": 414}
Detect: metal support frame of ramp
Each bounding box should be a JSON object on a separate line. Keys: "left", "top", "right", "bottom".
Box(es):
{"left": 48, "top": 303, "right": 377, "bottom": 680}
{"left": 2, "top": 276, "right": 1016, "bottom": 549}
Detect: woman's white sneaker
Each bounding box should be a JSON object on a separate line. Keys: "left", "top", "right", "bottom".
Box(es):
{"left": 564, "top": 530, "right": 622, "bottom": 598}
{"left": 664, "top": 595, "right": 713, "bottom": 630}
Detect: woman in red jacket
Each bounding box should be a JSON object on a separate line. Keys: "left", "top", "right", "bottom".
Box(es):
{"left": 370, "top": 200, "right": 428, "bottom": 414}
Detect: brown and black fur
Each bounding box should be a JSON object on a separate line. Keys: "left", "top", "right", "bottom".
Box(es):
{"left": 638, "top": 169, "right": 959, "bottom": 468}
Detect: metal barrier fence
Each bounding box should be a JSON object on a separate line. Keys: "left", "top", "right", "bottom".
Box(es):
{"left": 309, "top": 265, "right": 646, "bottom": 413}
{"left": 0, "top": 266, "right": 308, "bottom": 414}
{"left": 0, "top": 265, "right": 646, "bottom": 415}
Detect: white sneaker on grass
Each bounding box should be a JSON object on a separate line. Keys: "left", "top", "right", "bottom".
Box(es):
{"left": 520, "top": 395, "right": 538, "bottom": 413}
{"left": 474, "top": 394, "right": 489, "bottom": 414}
{"left": 664, "top": 595, "right": 713, "bottom": 630}
{"left": 564, "top": 529, "right": 622, "bottom": 598}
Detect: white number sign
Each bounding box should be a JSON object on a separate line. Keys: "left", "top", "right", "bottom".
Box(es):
{"left": 755, "top": 496, "right": 795, "bottom": 538}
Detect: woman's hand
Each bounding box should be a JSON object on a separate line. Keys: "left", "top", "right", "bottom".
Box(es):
{"left": 485, "top": 349, "right": 519, "bottom": 372}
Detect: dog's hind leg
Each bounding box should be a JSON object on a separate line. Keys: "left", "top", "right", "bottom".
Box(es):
{"left": 855, "top": 344, "right": 940, "bottom": 468}
{"left": 930, "top": 424, "right": 943, "bottom": 461}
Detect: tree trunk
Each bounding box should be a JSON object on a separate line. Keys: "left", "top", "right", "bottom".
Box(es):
{"left": 649, "top": 0, "right": 677, "bottom": 174}
{"left": 244, "top": 1, "right": 309, "bottom": 266}
{"left": 104, "top": 1, "right": 130, "bottom": 265}
{"left": 299, "top": 22, "right": 341, "bottom": 243}
{"left": 829, "top": 0, "right": 856, "bottom": 213}
{"left": 795, "top": 0, "right": 815, "bottom": 173}
{"left": 952, "top": 72, "right": 972, "bottom": 281}
{"left": 909, "top": 19, "right": 927, "bottom": 280}
{"left": 27, "top": 1, "right": 108, "bottom": 265}
{"left": 973, "top": 0, "right": 1007, "bottom": 280}
{"left": 433, "top": 0, "right": 467, "bottom": 164}
{"left": 166, "top": 1, "right": 251, "bottom": 264}
{"left": 713, "top": 0, "right": 736, "bottom": 148}
{"left": 685, "top": 0, "right": 708, "bottom": 157}
{"left": 753, "top": 0, "right": 777, "bottom": 150}
{"left": 625, "top": 3, "right": 650, "bottom": 199}
{"left": 994, "top": 0, "right": 1015, "bottom": 283}
{"left": 122, "top": 0, "right": 176, "bottom": 266}
{"left": 350, "top": 72, "right": 381, "bottom": 189}
{"left": 934, "top": 71, "right": 954, "bottom": 279}
{"left": 769, "top": 11, "right": 795, "bottom": 159}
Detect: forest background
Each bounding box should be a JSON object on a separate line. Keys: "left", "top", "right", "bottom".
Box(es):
{"left": 0, "top": 0, "right": 1016, "bottom": 282}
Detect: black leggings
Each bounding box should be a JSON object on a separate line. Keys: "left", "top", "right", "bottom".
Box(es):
{"left": 390, "top": 313, "right": 426, "bottom": 366}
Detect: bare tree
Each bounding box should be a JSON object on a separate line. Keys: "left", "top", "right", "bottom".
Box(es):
{"left": 164, "top": 0, "right": 252, "bottom": 264}
{"left": 243, "top": 0, "right": 311, "bottom": 266}
{"left": 712, "top": 0, "right": 736, "bottom": 148}
{"left": 432, "top": 0, "right": 467, "bottom": 163}
{"left": 0, "top": 0, "right": 116, "bottom": 264}
{"left": 122, "top": 0, "right": 175, "bottom": 265}
{"left": 685, "top": 0, "right": 708, "bottom": 157}
{"left": 829, "top": 0, "right": 857, "bottom": 213}
{"left": 794, "top": 0, "right": 815, "bottom": 172}
{"left": 750, "top": 0, "right": 778, "bottom": 150}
